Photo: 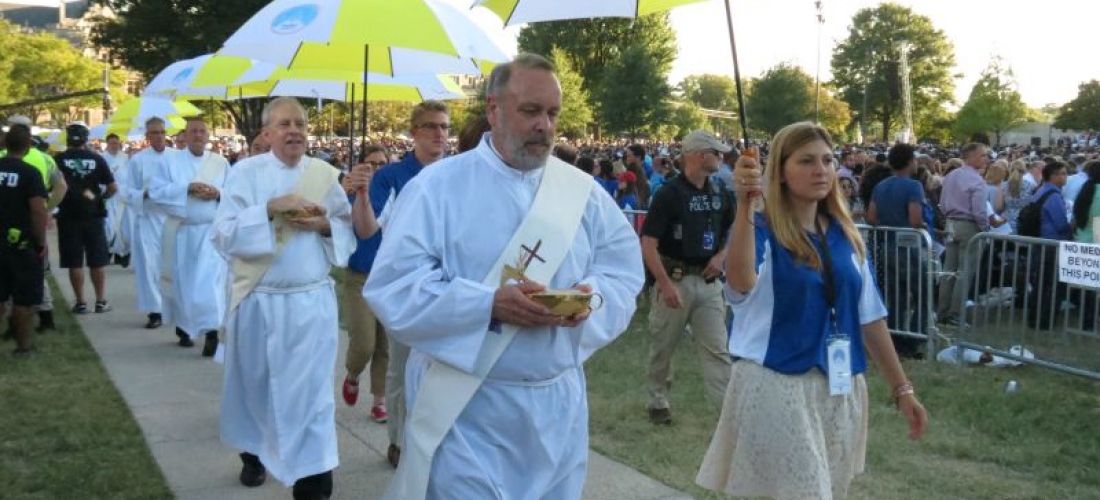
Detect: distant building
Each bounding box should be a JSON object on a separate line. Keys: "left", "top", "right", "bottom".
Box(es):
{"left": 998, "top": 122, "right": 1083, "bottom": 149}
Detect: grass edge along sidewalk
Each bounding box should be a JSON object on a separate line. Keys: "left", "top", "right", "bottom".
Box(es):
{"left": 0, "top": 277, "right": 173, "bottom": 500}
{"left": 585, "top": 301, "right": 1100, "bottom": 500}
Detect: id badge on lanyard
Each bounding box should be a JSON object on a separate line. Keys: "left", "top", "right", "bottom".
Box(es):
{"left": 826, "top": 312, "right": 852, "bottom": 396}
{"left": 702, "top": 229, "right": 716, "bottom": 252}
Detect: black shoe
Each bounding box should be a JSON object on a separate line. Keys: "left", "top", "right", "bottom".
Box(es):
{"left": 145, "top": 313, "right": 162, "bottom": 329}
{"left": 292, "top": 471, "right": 333, "bottom": 500}
{"left": 176, "top": 327, "right": 193, "bottom": 347}
{"left": 648, "top": 407, "right": 673, "bottom": 425}
{"left": 201, "top": 331, "right": 218, "bottom": 357}
{"left": 239, "top": 452, "right": 266, "bottom": 487}
{"left": 386, "top": 443, "right": 400, "bottom": 469}
{"left": 36, "top": 310, "right": 55, "bottom": 332}
{"left": 94, "top": 300, "right": 112, "bottom": 313}
{"left": 72, "top": 302, "right": 88, "bottom": 314}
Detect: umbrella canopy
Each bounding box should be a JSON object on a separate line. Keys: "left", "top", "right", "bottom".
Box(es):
{"left": 219, "top": 0, "right": 510, "bottom": 77}
{"left": 472, "top": 0, "right": 710, "bottom": 26}
{"left": 89, "top": 116, "right": 187, "bottom": 142}
{"left": 229, "top": 65, "right": 468, "bottom": 102}
{"left": 112, "top": 97, "right": 202, "bottom": 124}
{"left": 144, "top": 55, "right": 277, "bottom": 100}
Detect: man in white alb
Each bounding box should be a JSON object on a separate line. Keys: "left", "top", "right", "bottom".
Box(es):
{"left": 363, "top": 54, "right": 645, "bottom": 500}
{"left": 212, "top": 97, "right": 354, "bottom": 500}
{"left": 148, "top": 117, "right": 228, "bottom": 355}
{"left": 101, "top": 133, "right": 131, "bottom": 266}
{"left": 125, "top": 118, "right": 173, "bottom": 329}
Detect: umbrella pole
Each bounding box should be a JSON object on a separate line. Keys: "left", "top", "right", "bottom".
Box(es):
{"left": 723, "top": 0, "right": 751, "bottom": 147}
{"left": 360, "top": 44, "right": 369, "bottom": 159}
{"left": 349, "top": 86, "right": 357, "bottom": 169}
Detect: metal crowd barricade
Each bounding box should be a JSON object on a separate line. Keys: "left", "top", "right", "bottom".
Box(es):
{"left": 857, "top": 225, "right": 939, "bottom": 357}
{"left": 623, "top": 209, "right": 647, "bottom": 236}
{"left": 951, "top": 232, "right": 1100, "bottom": 380}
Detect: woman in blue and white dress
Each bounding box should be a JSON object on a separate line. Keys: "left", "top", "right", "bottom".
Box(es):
{"left": 696, "top": 122, "right": 928, "bottom": 500}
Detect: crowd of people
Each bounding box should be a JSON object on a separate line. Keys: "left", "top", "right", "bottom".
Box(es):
{"left": 3, "top": 50, "right": 1099, "bottom": 500}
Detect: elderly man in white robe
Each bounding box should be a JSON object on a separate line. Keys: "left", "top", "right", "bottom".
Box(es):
{"left": 125, "top": 118, "right": 173, "bottom": 329}
{"left": 102, "top": 133, "right": 131, "bottom": 265}
{"left": 364, "top": 54, "right": 645, "bottom": 500}
{"left": 148, "top": 117, "right": 228, "bottom": 356}
{"left": 212, "top": 97, "right": 354, "bottom": 500}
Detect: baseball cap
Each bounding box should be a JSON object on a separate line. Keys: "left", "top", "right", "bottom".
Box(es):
{"left": 6, "top": 115, "right": 32, "bottom": 126}
{"left": 66, "top": 122, "right": 90, "bottom": 147}
{"left": 682, "top": 130, "right": 732, "bottom": 154}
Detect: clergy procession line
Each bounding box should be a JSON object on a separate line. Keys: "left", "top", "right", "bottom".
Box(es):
{"left": 1, "top": 52, "right": 932, "bottom": 500}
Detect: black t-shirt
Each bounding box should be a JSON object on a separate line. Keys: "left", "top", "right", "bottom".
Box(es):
{"left": 0, "top": 157, "right": 48, "bottom": 245}
{"left": 642, "top": 174, "right": 736, "bottom": 265}
{"left": 55, "top": 148, "right": 114, "bottom": 220}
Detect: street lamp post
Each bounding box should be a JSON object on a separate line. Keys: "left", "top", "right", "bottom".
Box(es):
{"left": 813, "top": 1, "right": 824, "bottom": 123}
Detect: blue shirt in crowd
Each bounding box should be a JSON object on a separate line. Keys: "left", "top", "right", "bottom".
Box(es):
{"left": 726, "top": 213, "right": 888, "bottom": 375}
{"left": 595, "top": 177, "right": 618, "bottom": 199}
{"left": 871, "top": 175, "right": 925, "bottom": 228}
{"left": 1033, "top": 183, "right": 1072, "bottom": 241}
{"left": 346, "top": 152, "right": 426, "bottom": 273}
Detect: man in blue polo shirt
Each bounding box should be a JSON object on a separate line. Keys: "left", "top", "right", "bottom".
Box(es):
{"left": 340, "top": 100, "right": 450, "bottom": 468}
{"left": 866, "top": 143, "right": 928, "bottom": 358}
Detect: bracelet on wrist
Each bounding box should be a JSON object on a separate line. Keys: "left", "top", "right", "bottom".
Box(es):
{"left": 892, "top": 381, "right": 915, "bottom": 404}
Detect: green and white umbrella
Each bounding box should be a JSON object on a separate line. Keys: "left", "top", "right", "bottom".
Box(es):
{"left": 112, "top": 97, "right": 202, "bottom": 124}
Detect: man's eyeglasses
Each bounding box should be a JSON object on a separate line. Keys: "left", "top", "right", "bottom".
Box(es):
{"left": 416, "top": 122, "right": 450, "bottom": 132}
{"left": 362, "top": 160, "right": 386, "bottom": 168}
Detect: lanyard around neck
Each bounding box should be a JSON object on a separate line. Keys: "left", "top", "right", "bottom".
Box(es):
{"left": 813, "top": 216, "right": 837, "bottom": 311}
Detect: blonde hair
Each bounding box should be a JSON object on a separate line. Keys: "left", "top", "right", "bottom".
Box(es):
{"left": 764, "top": 122, "right": 865, "bottom": 269}
{"left": 1007, "top": 159, "right": 1026, "bottom": 197}
{"left": 410, "top": 100, "right": 449, "bottom": 129}
{"left": 985, "top": 160, "right": 1008, "bottom": 184}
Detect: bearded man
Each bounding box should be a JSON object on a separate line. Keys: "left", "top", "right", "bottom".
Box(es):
{"left": 363, "top": 53, "right": 644, "bottom": 500}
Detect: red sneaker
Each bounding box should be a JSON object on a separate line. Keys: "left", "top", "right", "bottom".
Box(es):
{"left": 371, "top": 404, "right": 389, "bottom": 423}
{"left": 341, "top": 376, "right": 359, "bottom": 406}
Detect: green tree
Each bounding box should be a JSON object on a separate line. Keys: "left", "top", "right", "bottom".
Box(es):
{"left": 548, "top": 48, "right": 593, "bottom": 139}
{"left": 831, "top": 3, "right": 957, "bottom": 142}
{"left": 0, "top": 19, "right": 130, "bottom": 125}
{"left": 518, "top": 13, "right": 677, "bottom": 137}
{"left": 678, "top": 74, "right": 738, "bottom": 134}
{"left": 92, "top": 0, "right": 272, "bottom": 140}
{"left": 1054, "top": 80, "right": 1100, "bottom": 131}
{"left": 744, "top": 63, "right": 850, "bottom": 140}
{"left": 667, "top": 101, "right": 709, "bottom": 139}
{"left": 953, "top": 58, "right": 1029, "bottom": 146}
{"left": 594, "top": 42, "right": 673, "bottom": 138}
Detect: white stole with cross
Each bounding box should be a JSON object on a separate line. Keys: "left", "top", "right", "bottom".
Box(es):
{"left": 391, "top": 156, "right": 594, "bottom": 500}
{"left": 159, "top": 152, "right": 226, "bottom": 306}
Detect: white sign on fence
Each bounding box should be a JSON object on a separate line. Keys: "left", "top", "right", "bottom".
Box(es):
{"left": 1059, "top": 241, "right": 1100, "bottom": 289}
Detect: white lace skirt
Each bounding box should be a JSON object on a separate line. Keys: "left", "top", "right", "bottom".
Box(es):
{"left": 696, "top": 361, "right": 868, "bottom": 500}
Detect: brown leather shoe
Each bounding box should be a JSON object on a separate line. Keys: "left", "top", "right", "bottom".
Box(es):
{"left": 387, "top": 443, "right": 400, "bottom": 468}
{"left": 648, "top": 407, "right": 673, "bottom": 425}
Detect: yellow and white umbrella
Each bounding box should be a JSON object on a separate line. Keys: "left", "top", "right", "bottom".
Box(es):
{"left": 112, "top": 97, "right": 202, "bottom": 124}
{"left": 472, "top": 0, "right": 711, "bottom": 26}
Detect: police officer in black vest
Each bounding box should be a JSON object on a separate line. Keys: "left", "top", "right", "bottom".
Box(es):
{"left": 641, "top": 130, "right": 735, "bottom": 425}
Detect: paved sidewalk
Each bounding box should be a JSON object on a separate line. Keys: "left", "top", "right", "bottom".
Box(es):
{"left": 50, "top": 242, "right": 693, "bottom": 500}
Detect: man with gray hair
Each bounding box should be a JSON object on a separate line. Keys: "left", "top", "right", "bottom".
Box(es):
{"left": 212, "top": 97, "right": 354, "bottom": 500}
{"left": 124, "top": 117, "right": 174, "bottom": 329}
{"left": 364, "top": 53, "right": 644, "bottom": 500}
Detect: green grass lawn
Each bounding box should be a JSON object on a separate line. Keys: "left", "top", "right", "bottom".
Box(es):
{"left": 0, "top": 278, "right": 172, "bottom": 500}
{"left": 585, "top": 300, "right": 1100, "bottom": 500}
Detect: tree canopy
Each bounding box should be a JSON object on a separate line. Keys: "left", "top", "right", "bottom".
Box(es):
{"left": 518, "top": 13, "right": 677, "bottom": 138}
{"left": 0, "top": 19, "right": 129, "bottom": 125}
{"left": 1054, "top": 80, "right": 1100, "bottom": 132}
{"left": 831, "top": 3, "right": 956, "bottom": 142}
{"left": 744, "top": 63, "right": 850, "bottom": 141}
{"left": 549, "top": 48, "right": 593, "bottom": 139}
{"left": 954, "top": 58, "right": 1029, "bottom": 146}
